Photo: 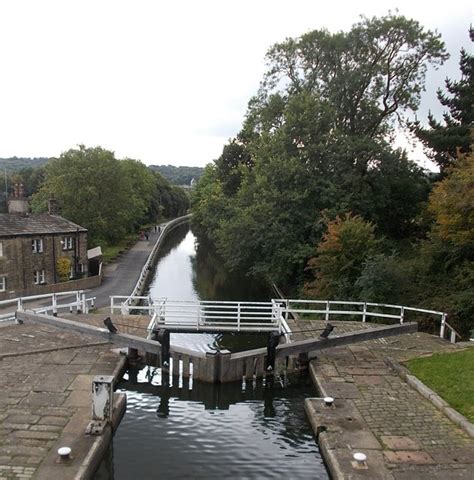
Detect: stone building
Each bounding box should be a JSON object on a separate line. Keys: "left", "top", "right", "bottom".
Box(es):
{"left": 0, "top": 185, "right": 88, "bottom": 300}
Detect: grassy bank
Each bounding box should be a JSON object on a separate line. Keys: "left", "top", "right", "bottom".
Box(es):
{"left": 405, "top": 347, "right": 474, "bottom": 422}
{"left": 101, "top": 233, "right": 137, "bottom": 263}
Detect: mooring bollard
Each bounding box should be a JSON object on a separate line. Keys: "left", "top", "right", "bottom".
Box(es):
{"left": 85, "top": 375, "right": 114, "bottom": 435}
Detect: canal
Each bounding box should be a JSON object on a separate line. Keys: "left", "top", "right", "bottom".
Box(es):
{"left": 95, "top": 224, "right": 328, "bottom": 479}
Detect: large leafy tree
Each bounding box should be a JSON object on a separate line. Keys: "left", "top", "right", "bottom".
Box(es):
{"left": 32, "top": 146, "right": 143, "bottom": 245}
{"left": 193, "top": 13, "right": 446, "bottom": 284}
{"left": 411, "top": 32, "right": 473, "bottom": 173}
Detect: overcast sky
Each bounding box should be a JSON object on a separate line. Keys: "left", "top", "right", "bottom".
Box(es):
{"left": 0, "top": 1, "right": 472, "bottom": 167}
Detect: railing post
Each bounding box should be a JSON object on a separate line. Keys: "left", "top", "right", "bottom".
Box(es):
{"left": 52, "top": 293, "right": 58, "bottom": 316}
{"left": 400, "top": 306, "right": 404, "bottom": 324}
{"left": 325, "top": 301, "right": 330, "bottom": 322}
{"left": 76, "top": 291, "right": 81, "bottom": 313}
{"left": 110, "top": 296, "right": 114, "bottom": 314}
{"left": 440, "top": 313, "right": 446, "bottom": 339}
{"left": 285, "top": 299, "right": 289, "bottom": 323}
{"left": 82, "top": 293, "right": 88, "bottom": 314}
{"left": 450, "top": 329, "right": 456, "bottom": 344}
{"left": 148, "top": 296, "right": 153, "bottom": 316}
{"left": 237, "top": 303, "right": 241, "bottom": 332}
{"left": 362, "top": 302, "right": 367, "bottom": 322}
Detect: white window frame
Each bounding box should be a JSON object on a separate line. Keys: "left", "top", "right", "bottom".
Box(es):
{"left": 32, "top": 238, "right": 44, "bottom": 254}
{"left": 34, "top": 269, "right": 45, "bottom": 285}
{"left": 62, "top": 236, "right": 73, "bottom": 250}
{"left": 0, "top": 276, "right": 6, "bottom": 292}
{"left": 69, "top": 265, "right": 74, "bottom": 279}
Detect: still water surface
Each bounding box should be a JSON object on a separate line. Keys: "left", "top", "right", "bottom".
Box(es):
{"left": 97, "top": 224, "right": 328, "bottom": 479}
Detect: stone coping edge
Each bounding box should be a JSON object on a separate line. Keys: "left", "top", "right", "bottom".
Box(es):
{"left": 75, "top": 393, "right": 127, "bottom": 480}
{"left": 384, "top": 356, "right": 474, "bottom": 438}
{"left": 34, "top": 353, "right": 128, "bottom": 480}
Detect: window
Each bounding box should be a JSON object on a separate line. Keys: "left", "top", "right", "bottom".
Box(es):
{"left": 0, "top": 276, "right": 6, "bottom": 292}
{"left": 32, "top": 238, "right": 43, "bottom": 254}
{"left": 62, "top": 236, "right": 74, "bottom": 250}
{"left": 0, "top": 242, "right": 3, "bottom": 257}
{"left": 34, "top": 270, "right": 45, "bottom": 285}
{"left": 69, "top": 265, "right": 74, "bottom": 279}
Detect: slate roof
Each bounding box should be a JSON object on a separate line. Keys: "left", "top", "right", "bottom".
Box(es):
{"left": 0, "top": 214, "right": 87, "bottom": 237}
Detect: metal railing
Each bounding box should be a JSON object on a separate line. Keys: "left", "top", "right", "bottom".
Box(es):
{"left": 112, "top": 297, "right": 286, "bottom": 333}
{"left": 0, "top": 290, "right": 96, "bottom": 323}
{"left": 277, "top": 299, "right": 460, "bottom": 343}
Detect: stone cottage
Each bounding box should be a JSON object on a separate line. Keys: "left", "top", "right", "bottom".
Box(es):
{"left": 0, "top": 185, "right": 88, "bottom": 300}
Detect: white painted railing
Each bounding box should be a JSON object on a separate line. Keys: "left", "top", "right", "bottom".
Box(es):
{"left": 0, "top": 290, "right": 95, "bottom": 323}
{"left": 277, "top": 299, "right": 460, "bottom": 343}
{"left": 112, "top": 297, "right": 285, "bottom": 333}
{"left": 110, "top": 295, "right": 459, "bottom": 342}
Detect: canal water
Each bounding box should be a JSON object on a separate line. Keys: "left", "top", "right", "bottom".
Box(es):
{"left": 95, "top": 224, "right": 328, "bottom": 479}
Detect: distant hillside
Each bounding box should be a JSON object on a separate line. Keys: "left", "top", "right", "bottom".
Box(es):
{"left": 150, "top": 165, "right": 204, "bottom": 185}
{"left": 0, "top": 157, "right": 49, "bottom": 174}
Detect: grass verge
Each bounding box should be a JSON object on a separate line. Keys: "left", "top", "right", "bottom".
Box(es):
{"left": 102, "top": 234, "right": 137, "bottom": 263}
{"left": 405, "top": 347, "right": 474, "bottom": 422}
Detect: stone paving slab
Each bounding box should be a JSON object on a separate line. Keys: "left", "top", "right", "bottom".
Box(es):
{"left": 290, "top": 317, "right": 474, "bottom": 479}
{"left": 0, "top": 322, "right": 125, "bottom": 479}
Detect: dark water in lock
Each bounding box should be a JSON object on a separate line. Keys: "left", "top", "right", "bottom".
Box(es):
{"left": 94, "top": 223, "right": 328, "bottom": 479}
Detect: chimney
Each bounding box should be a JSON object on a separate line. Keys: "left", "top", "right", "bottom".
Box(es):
{"left": 8, "top": 183, "right": 29, "bottom": 215}
{"left": 48, "top": 195, "right": 58, "bottom": 215}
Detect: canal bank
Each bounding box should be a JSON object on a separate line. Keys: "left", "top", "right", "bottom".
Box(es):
{"left": 0, "top": 216, "right": 192, "bottom": 479}
{"left": 0, "top": 321, "right": 127, "bottom": 480}
{"left": 287, "top": 317, "right": 474, "bottom": 479}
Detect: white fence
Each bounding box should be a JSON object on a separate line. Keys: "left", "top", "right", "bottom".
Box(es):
{"left": 276, "top": 299, "right": 460, "bottom": 343}
{"left": 111, "top": 296, "right": 288, "bottom": 333}
{"left": 0, "top": 290, "right": 95, "bottom": 323}
{"left": 110, "top": 295, "right": 459, "bottom": 343}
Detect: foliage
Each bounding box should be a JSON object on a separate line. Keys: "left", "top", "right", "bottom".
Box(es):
{"left": 428, "top": 153, "right": 474, "bottom": 249}
{"left": 56, "top": 257, "right": 71, "bottom": 282}
{"left": 406, "top": 348, "right": 474, "bottom": 422}
{"left": 192, "top": 13, "right": 445, "bottom": 286}
{"left": 304, "top": 214, "right": 380, "bottom": 299}
{"left": 410, "top": 33, "right": 473, "bottom": 173}
{"left": 150, "top": 165, "right": 204, "bottom": 185}
{"left": 0, "top": 157, "right": 49, "bottom": 175}
{"left": 30, "top": 145, "right": 189, "bottom": 247}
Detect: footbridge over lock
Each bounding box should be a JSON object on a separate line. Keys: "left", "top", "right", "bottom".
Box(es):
{"left": 12, "top": 294, "right": 457, "bottom": 384}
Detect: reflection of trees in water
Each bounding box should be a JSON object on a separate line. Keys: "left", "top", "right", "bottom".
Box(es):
{"left": 191, "top": 232, "right": 272, "bottom": 302}
{"left": 121, "top": 366, "right": 316, "bottom": 449}
{"left": 154, "top": 223, "right": 190, "bottom": 263}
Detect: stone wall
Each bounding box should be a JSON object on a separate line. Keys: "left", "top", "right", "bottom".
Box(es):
{"left": 0, "top": 232, "right": 89, "bottom": 300}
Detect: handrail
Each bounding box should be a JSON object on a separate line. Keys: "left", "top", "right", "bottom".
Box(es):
{"left": 276, "top": 299, "right": 459, "bottom": 343}
{"left": 111, "top": 295, "right": 460, "bottom": 343}
{"left": 0, "top": 290, "right": 95, "bottom": 323}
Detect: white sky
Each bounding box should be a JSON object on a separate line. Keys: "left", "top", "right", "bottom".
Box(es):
{"left": 0, "top": 1, "right": 472, "bottom": 167}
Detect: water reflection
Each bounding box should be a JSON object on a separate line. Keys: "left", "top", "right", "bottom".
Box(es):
{"left": 147, "top": 224, "right": 273, "bottom": 352}
{"left": 100, "top": 367, "right": 327, "bottom": 480}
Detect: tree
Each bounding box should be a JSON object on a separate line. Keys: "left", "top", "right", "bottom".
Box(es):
{"left": 304, "top": 214, "right": 380, "bottom": 299}
{"left": 428, "top": 152, "right": 474, "bottom": 249}
{"left": 32, "top": 146, "right": 137, "bottom": 246}
{"left": 411, "top": 32, "right": 473, "bottom": 173}
{"left": 192, "top": 13, "right": 447, "bottom": 284}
